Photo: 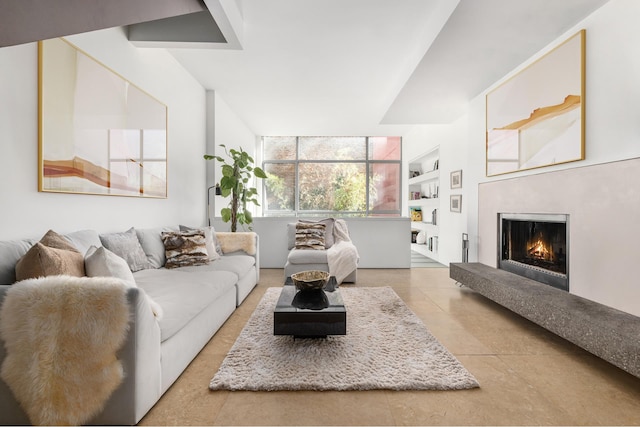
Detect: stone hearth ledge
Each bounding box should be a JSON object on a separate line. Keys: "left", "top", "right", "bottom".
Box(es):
{"left": 450, "top": 263, "right": 640, "bottom": 379}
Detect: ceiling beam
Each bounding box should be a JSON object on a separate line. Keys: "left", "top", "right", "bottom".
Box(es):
{"left": 0, "top": 0, "right": 207, "bottom": 47}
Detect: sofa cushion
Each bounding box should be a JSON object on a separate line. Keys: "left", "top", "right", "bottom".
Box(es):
{"left": 0, "top": 238, "right": 36, "bottom": 284}
{"left": 133, "top": 268, "right": 237, "bottom": 341}
{"left": 161, "top": 230, "right": 210, "bottom": 269}
{"left": 136, "top": 226, "right": 179, "bottom": 269}
{"left": 287, "top": 248, "right": 328, "bottom": 264}
{"left": 295, "top": 222, "right": 326, "bottom": 250}
{"left": 174, "top": 254, "right": 255, "bottom": 279}
{"left": 15, "top": 230, "right": 85, "bottom": 281}
{"left": 100, "top": 228, "right": 150, "bottom": 272}
{"left": 85, "top": 246, "right": 136, "bottom": 286}
{"left": 63, "top": 229, "right": 102, "bottom": 256}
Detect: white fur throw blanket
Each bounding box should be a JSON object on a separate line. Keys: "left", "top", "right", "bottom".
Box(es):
{"left": 216, "top": 232, "right": 257, "bottom": 255}
{"left": 327, "top": 219, "right": 359, "bottom": 284}
{"left": 0, "top": 275, "right": 130, "bottom": 426}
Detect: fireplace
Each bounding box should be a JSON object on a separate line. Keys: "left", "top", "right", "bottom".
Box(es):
{"left": 498, "top": 213, "right": 569, "bottom": 291}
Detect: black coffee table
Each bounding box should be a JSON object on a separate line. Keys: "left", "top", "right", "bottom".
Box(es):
{"left": 273, "top": 276, "right": 346, "bottom": 338}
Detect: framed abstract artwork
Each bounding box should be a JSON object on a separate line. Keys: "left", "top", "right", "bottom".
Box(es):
{"left": 450, "top": 194, "right": 462, "bottom": 213}
{"left": 450, "top": 170, "right": 462, "bottom": 189}
{"left": 38, "top": 38, "right": 168, "bottom": 197}
{"left": 486, "top": 30, "right": 585, "bottom": 177}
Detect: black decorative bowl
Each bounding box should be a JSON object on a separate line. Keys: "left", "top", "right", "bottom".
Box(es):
{"left": 291, "top": 270, "right": 330, "bottom": 292}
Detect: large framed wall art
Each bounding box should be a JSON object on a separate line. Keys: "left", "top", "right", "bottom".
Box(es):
{"left": 38, "top": 38, "right": 168, "bottom": 197}
{"left": 486, "top": 29, "right": 585, "bottom": 177}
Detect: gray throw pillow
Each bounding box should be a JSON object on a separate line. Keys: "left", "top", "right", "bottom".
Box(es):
{"left": 99, "top": 227, "right": 150, "bottom": 272}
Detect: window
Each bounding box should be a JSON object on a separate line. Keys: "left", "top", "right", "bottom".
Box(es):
{"left": 262, "top": 136, "right": 401, "bottom": 217}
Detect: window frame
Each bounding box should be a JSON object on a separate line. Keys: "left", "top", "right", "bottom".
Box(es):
{"left": 261, "top": 136, "right": 402, "bottom": 217}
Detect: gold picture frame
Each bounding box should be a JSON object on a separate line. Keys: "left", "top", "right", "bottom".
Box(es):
{"left": 486, "top": 30, "right": 585, "bottom": 177}
{"left": 38, "top": 38, "right": 168, "bottom": 197}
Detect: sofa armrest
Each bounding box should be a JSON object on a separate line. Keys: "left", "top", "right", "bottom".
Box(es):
{"left": 91, "top": 286, "right": 162, "bottom": 425}
{"left": 0, "top": 285, "right": 162, "bottom": 426}
{"left": 216, "top": 232, "right": 259, "bottom": 283}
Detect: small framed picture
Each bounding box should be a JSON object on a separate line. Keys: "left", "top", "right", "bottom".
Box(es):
{"left": 450, "top": 194, "right": 462, "bottom": 213}
{"left": 450, "top": 170, "right": 462, "bottom": 189}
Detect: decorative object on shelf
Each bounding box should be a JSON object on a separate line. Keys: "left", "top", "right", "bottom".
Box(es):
{"left": 486, "top": 29, "right": 585, "bottom": 177}
{"left": 411, "top": 229, "right": 419, "bottom": 243}
{"left": 410, "top": 207, "right": 422, "bottom": 222}
{"left": 204, "top": 145, "right": 267, "bottom": 232}
{"left": 431, "top": 209, "right": 438, "bottom": 225}
{"left": 410, "top": 170, "right": 421, "bottom": 178}
{"left": 450, "top": 170, "right": 462, "bottom": 189}
{"left": 38, "top": 38, "right": 168, "bottom": 198}
{"left": 416, "top": 231, "right": 426, "bottom": 245}
{"left": 410, "top": 191, "right": 421, "bottom": 200}
{"left": 433, "top": 159, "right": 439, "bottom": 171}
{"left": 450, "top": 195, "right": 462, "bottom": 213}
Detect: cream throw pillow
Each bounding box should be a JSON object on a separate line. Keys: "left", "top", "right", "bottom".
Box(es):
{"left": 85, "top": 245, "right": 163, "bottom": 320}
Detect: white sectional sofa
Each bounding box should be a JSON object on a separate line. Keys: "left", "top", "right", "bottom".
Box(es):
{"left": 0, "top": 226, "right": 258, "bottom": 425}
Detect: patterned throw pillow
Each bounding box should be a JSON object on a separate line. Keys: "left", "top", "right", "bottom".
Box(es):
{"left": 15, "top": 230, "right": 85, "bottom": 281}
{"left": 295, "top": 222, "right": 326, "bottom": 250}
{"left": 161, "top": 230, "right": 210, "bottom": 269}
{"left": 300, "top": 218, "right": 335, "bottom": 248}
{"left": 179, "top": 225, "right": 221, "bottom": 260}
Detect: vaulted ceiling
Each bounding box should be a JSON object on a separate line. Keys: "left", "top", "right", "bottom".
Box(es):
{"left": 1, "top": 0, "right": 610, "bottom": 136}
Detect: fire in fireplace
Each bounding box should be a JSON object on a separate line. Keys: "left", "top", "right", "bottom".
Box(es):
{"left": 498, "top": 213, "right": 569, "bottom": 291}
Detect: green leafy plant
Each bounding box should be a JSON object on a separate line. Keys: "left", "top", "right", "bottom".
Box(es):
{"left": 204, "top": 145, "right": 267, "bottom": 232}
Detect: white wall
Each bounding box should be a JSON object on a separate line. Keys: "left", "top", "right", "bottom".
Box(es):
{"left": 446, "top": 0, "right": 640, "bottom": 315}
{"left": 207, "top": 92, "right": 257, "bottom": 223}
{"left": 214, "top": 217, "right": 411, "bottom": 269}
{"left": 403, "top": 118, "right": 469, "bottom": 265}
{"left": 0, "top": 27, "right": 207, "bottom": 240}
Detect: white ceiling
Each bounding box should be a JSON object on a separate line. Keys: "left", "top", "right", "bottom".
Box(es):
{"left": 169, "top": 0, "right": 609, "bottom": 136}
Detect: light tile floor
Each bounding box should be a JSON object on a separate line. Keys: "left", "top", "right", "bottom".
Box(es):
{"left": 139, "top": 268, "right": 640, "bottom": 426}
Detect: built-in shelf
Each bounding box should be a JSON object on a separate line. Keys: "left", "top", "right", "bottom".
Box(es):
{"left": 408, "top": 169, "right": 439, "bottom": 185}
{"left": 408, "top": 146, "right": 440, "bottom": 263}
{"left": 408, "top": 197, "right": 439, "bottom": 207}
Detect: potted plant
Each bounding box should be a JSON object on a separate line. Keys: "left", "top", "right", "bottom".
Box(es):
{"left": 204, "top": 145, "right": 267, "bottom": 232}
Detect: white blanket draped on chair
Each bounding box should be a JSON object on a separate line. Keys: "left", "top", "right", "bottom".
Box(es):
{"left": 327, "top": 219, "right": 359, "bottom": 284}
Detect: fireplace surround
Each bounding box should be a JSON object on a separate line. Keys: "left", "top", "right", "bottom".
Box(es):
{"left": 498, "top": 213, "right": 569, "bottom": 291}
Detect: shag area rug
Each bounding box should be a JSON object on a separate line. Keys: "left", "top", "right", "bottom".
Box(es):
{"left": 209, "top": 286, "right": 479, "bottom": 391}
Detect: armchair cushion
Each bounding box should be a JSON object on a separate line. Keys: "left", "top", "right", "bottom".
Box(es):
{"left": 287, "top": 248, "right": 328, "bottom": 264}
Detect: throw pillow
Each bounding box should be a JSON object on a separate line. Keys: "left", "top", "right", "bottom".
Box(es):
{"left": 295, "top": 222, "right": 326, "bottom": 250}
{"left": 85, "top": 246, "right": 136, "bottom": 286}
{"left": 161, "top": 230, "right": 210, "bottom": 269}
{"left": 179, "top": 225, "right": 221, "bottom": 260}
{"left": 300, "top": 218, "right": 335, "bottom": 248}
{"left": 84, "top": 245, "right": 163, "bottom": 320}
{"left": 99, "top": 228, "right": 150, "bottom": 272}
{"left": 15, "top": 230, "right": 85, "bottom": 281}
